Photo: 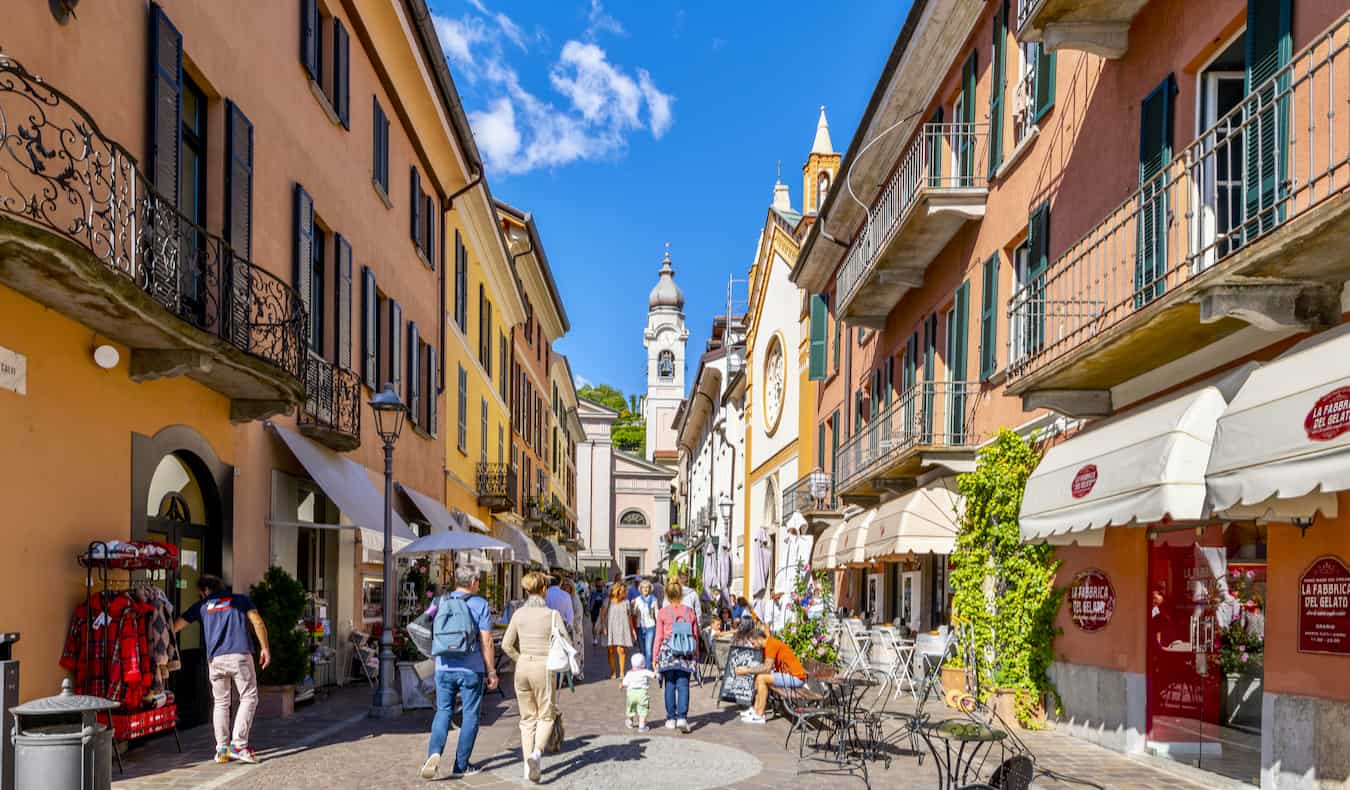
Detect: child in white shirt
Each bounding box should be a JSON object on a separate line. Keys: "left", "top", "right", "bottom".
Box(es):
{"left": 621, "top": 653, "right": 659, "bottom": 732}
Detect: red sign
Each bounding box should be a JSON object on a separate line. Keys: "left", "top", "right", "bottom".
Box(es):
{"left": 1068, "top": 569, "right": 1115, "bottom": 632}
{"left": 1071, "top": 464, "right": 1098, "bottom": 499}
{"left": 1299, "top": 555, "right": 1350, "bottom": 655}
{"left": 1305, "top": 387, "right": 1350, "bottom": 441}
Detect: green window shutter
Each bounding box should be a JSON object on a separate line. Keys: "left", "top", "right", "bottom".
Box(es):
{"left": 299, "top": 0, "right": 319, "bottom": 82}
{"left": 332, "top": 18, "right": 350, "bottom": 128}
{"left": 884, "top": 356, "right": 895, "bottom": 409}
{"left": 988, "top": 0, "right": 1007, "bottom": 177}
{"left": 829, "top": 411, "right": 840, "bottom": 482}
{"left": 927, "top": 107, "right": 944, "bottom": 187}
{"left": 833, "top": 315, "right": 842, "bottom": 373}
{"left": 293, "top": 184, "right": 314, "bottom": 341}
{"left": 1136, "top": 75, "right": 1175, "bottom": 306}
{"left": 808, "top": 293, "right": 827, "bottom": 380}
{"left": 979, "top": 254, "right": 999, "bottom": 380}
{"left": 1034, "top": 46, "right": 1056, "bottom": 121}
{"left": 817, "top": 422, "right": 826, "bottom": 470}
{"left": 952, "top": 280, "right": 970, "bottom": 382}
{"left": 960, "top": 51, "right": 978, "bottom": 184}
{"left": 1244, "top": 0, "right": 1292, "bottom": 236}
{"left": 1027, "top": 203, "right": 1050, "bottom": 356}
{"left": 361, "top": 266, "right": 377, "bottom": 386}
{"left": 334, "top": 234, "right": 353, "bottom": 369}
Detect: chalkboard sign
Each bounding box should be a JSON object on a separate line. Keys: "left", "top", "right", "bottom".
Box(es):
{"left": 718, "top": 645, "right": 765, "bottom": 705}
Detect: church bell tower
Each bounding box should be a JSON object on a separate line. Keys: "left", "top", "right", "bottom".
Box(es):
{"left": 643, "top": 245, "right": 688, "bottom": 465}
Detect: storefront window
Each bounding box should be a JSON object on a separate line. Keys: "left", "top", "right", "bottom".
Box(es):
{"left": 362, "top": 577, "right": 384, "bottom": 624}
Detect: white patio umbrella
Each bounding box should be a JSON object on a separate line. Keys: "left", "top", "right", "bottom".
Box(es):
{"left": 396, "top": 530, "right": 512, "bottom": 557}
{"left": 750, "top": 527, "right": 773, "bottom": 597}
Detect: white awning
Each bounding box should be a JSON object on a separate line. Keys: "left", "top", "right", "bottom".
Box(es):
{"left": 1207, "top": 325, "right": 1350, "bottom": 519}
{"left": 396, "top": 530, "right": 512, "bottom": 556}
{"left": 398, "top": 484, "right": 458, "bottom": 534}
{"left": 863, "top": 477, "right": 962, "bottom": 560}
{"left": 268, "top": 423, "right": 416, "bottom": 551}
{"left": 1020, "top": 372, "right": 1250, "bottom": 542}
{"left": 810, "top": 518, "right": 848, "bottom": 570}
{"left": 837, "top": 509, "right": 878, "bottom": 568}
{"left": 493, "top": 519, "right": 545, "bottom": 566}
{"left": 460, "top": 510, "right": 489, "bottom": 533}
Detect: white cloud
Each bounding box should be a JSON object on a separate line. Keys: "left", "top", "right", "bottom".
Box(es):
{"left": 434, "top": 15, "right": 487, "bottom": 71}
{"left": 469, "top": 98, "right": 522, "bottom": 167}
{"left": 638, "top": 69, "right": 673, "bottom": 138}
{"left": 575, "top": 374, "right": 593, "bottom": 390}
{"left": 550, "top": 42, "right": 642, "bottom": 128}
{"left": 585, "top": 0, "right": 626, "bottom": 39}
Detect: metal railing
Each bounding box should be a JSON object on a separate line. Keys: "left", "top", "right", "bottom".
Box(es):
{"left": 475, "top": 463, "right": 518, "bottom": 510}
{"left": 782, "top": 471, "right": 836, "bottom": 523}
{"left": 298, "top": 351, "right": 361, "bottom": 440}
{"left": 1007, "top": 13, "right": 1350, "bottom": 381}
{"left": 1015, "top": 0, "right": 1046, "bottom": 33}
{"left": 836, "top": 123, "right": 989, "bottom": 310}
{"left": 835, "top": 381, "right": 979, "bottom": 494}
{"left": 0, "top": 56, "right": 306, "bottom": 383}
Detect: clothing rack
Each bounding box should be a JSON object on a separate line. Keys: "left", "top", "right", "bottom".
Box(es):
{"left": 77, "top": 540, "right": 183, "bottom": 773}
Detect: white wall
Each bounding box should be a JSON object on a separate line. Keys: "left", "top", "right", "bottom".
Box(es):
{"left": 749, "top": 250, "right": 803, "bottom": 469}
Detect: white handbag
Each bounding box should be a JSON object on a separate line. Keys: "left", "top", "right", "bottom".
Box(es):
{"left": 548, "top": 612, "right": 580, "bottom": 673}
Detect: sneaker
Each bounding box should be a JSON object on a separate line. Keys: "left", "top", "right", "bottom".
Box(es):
{"left": 228, "top": 746, "right": 259, "bottom": 764}
{"left": 664, "top": 719, "right": 677, "bottom": 730}
{"left": 448, "top": 763, "right": 482, "bottom": 779}
{"left": 625, "top": 718, "right": 635, "bottom": 729}
{"left": 526, "top": 751, "right": 542, "bottom": 783}
{"left": 637, "top": 724, "right": 650, "bottom": 732}
{"left": 677, "top": 719, "right": 690, "bottom": 733}
{"left": 738, "top": 709, "right": 756, "bottom": 719}
{"left": 742, "top": 713, "right": 767, "bottom": 725}
{"left": 213, "top": 747, "right": 230, "bottom": 764}
{"left": 419, "top": 754, "right": 440, "bottom": 780}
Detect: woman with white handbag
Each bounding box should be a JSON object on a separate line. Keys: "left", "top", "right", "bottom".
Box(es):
{"left": 501, "top": 571, "right": 573, "bottom": 784}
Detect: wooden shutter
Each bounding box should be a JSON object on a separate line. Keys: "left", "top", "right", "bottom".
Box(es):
{"left": 1245, "top": 0, "right": 1292, "bottom": 234}
{"left": 334, "top": 234, "right": 352, "bottom": 369}
{"left": 300, "top": 0, "right": 319, "bottom": 81}
{"left": 808, "top": 293, "right": 827, "bottom": 380}
{"left": 372, "top": 99, "right": 388, "bottom": 191}
{"left": 952, "top": 280, "right": 970, "bottom": 382}
{"left": 361, "top": 266, "right": 377, "bottom": 386}
{"left": 478, "top": 284, "right": 486, "bottom": 364}
{"left": 1027, "top": 203, "right": 1050, "bottom": 355}
{"left": 410, "top": 168, "right": 421, "bottom": 246}
{"left": 1137, "top": 75, "right": 1174, "bottom": 305}
{"left": 148, "top": 4, "right": 181, "bottom": 206}
{"left": 484, "top": 300, "right": 493, "bottom": 376}
{"left": 988, "top": 0, "right": 1007, "bottom": 177}
{"left": 960, "top": 51, "right": 978, "bottom": 184}
{"left": 1034, "top": 46, "right": 1056, "bottom": 121}
{"left": 457, "top": 365, "right": 467, "bottom": 452}
{"left": 885, "top": 356, "right": 895, "bottom": 408}
{"left": 224, "top": 101, "right": 253, "bottom": 258}
{"left": 422, "top": 194, "right": 435, "bottom": 264}
{"left": 333, "top": 18, "right": 350, "bottom": 128}
{"left": 979, "top": 254, "right": 999, "bottom": 380}
{"left": 499, "top": 334, "right": 508, "bottom": 402}
{"left": 293, "top": 185, "right": 315, "bottom": 340}
{"left": 427, "top": 345, "right": 438, "bottom": 436}
{"left": 389, "top": 300, "right": 403, "bottom": 394}
{"left": 927, "top": 107, "right": 944, "bottom": 187}
{"left": 454, "top": 230, "right": 467, "bottom": 331}
{"left": 408, "top": 322, "right": 421, "bottom": 427}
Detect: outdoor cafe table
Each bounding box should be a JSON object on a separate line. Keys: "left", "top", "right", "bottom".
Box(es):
{"left": 816, "top": 675, "right": 883, "bottom": 771}
{"left": 917, "top": 718, "right": 1008, "bottom": 790}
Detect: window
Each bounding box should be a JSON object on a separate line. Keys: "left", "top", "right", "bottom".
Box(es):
{"left": 979, "top": 254, "right": 1000, "bottom": 380}
{"left": 1137, "top": 75, "right": 1176, "bottom": 306}
{"left": 988, "top": 0, "right": 1008, "bottom": 177}
{"left": 816, "top": 172, "right": 830, "bottom": 213}
{"left": 407, "top": 322, "right": 420, "bottom": 428}
{"left": 955, "top": 51, "right": 977, "bottom": 184}
{"left": 361, "top": 268, "right": 378, "bottom": 386}
{"left": 619, "top": 510, "right": 648, "bottom": 528}
{"left": 657, "top": 350, "right": 675, "bottom": 381}
{"left": 480, "top": 398, "right": 488, "bottom": 464}
{"left": 334, "top": 234, "right": 352, "bottom": 369}
{"left": 832, "top": 315, "right": 842, "bottom": 374}
{"left": 422, "top": 339, "right": 436, "bottom": 434}
{"left": 456, "top": 365, "right": 467, "bottom": 453}
{"left": 179, "top": 74, "right": 208, "bottom": 321}
{"left": 453, "top": 231, "right": 468, "bottom": 332}
{"left": 478, "top": 285, "right": 493, "bottom": 374}
{"left": 310, "top": 224, "right": 325, "bottom": 354}
{"left": 497, "top": 425, "right": 504, "bottom": 464}
{"left": 1015, "top": 41, "right": 1055, "bottom": 144}
{"left": 300, "top": 0, "right": 349, "bottom": 127}
{"left": 1008, "top": 241, "right": 1032, "bottom": 366}
{"left": 499, "top": 333, "right": 509, "bottom": 402}
{"left": 372, "top": 98, "right": 389, "bottom": 194}
{"left": 946, "top": 281, "right": 970, "bottom": 440}
{"left": 817, "top": 422, "right": 826, "bottom": 470}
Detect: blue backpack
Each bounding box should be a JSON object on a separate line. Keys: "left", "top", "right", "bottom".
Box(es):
{"left": 432, "top": 593, "right": 479, "bottom": 657}
{"left": 668, "top": 612, "right": 697, "bottom": 659}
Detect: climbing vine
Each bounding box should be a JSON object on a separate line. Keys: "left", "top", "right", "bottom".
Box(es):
{"left": 950, "top": 429, "right": 1062, "bottom": 727}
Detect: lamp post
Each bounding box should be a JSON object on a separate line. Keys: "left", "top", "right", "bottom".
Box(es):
{"left": 369, "top": 383, "right": 406, "bottom": 719}
{"left": 718, "top": 494, "right": 732, "bottom": 592}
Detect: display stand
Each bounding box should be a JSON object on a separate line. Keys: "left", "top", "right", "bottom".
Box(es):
{"left": 78, "top": 541, "right": 183, "bottom": 773}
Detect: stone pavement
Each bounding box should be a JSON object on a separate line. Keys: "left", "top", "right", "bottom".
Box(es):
{"left": 111, "top": 626, "right": 1246, "bottom": 789}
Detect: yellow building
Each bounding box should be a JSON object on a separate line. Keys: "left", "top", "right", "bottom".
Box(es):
{"left": 550, "top": 352, "right": 586, "bottom": 559}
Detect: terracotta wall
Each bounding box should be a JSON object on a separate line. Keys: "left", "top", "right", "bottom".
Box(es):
{"left": 1052, "top": 529, "right": 1149, "bottom": 675}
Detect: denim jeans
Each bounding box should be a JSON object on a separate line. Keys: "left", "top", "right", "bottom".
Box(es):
{"left": 661, "top": 669, "right": 691, "bottom": 720}
{"left": 429, "top": 670, "right": 484, "bottom": 772}
{"left": 637, "top": 626, "right": 656, "bottom": 667}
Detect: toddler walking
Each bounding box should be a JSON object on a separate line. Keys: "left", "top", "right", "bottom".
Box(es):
{"left": 621, "top": 653, "right": 658, "bottom": 732}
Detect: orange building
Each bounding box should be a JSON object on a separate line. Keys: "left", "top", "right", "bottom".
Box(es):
{"left": 798, "top": 0, "right": 1350, "bottom": 785}
{"left": 0, "top": 0, "right": 497, "bottom": 722}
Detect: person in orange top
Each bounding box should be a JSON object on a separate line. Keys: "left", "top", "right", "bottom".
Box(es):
{"left": 733, "top": 623, "right": 806, "bottom": 724}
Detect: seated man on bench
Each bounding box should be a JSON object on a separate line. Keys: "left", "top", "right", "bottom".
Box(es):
{"left": 734, "top": 623, "right": 808, "bottom": 724}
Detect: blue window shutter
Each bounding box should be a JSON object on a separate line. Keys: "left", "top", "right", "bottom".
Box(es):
{"left": 224, "top": 101, "right": 253, "bottom": 259}
{"left": 299, "top": 0, "right": 318, "bottom": 81}
{"left": 333, "top": 18, "right": 350, "bottom": 128}
{"left": 293, "top": 185, "right": 315, "bottom": 338}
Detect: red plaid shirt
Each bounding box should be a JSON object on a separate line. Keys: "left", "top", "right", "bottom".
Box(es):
{"left": 61, "top": 595, "right": 144, "bottom": 705}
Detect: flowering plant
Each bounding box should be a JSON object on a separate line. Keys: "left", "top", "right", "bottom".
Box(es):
{"left": 1218, "top": 622, "right": 1264, "bottom": 676}
{"left": 778, "top": 569, "right": 838, "bottom": 665}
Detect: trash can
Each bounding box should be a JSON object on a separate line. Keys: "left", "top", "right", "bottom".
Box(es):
{"left": 10, "top": 679, "right": 117, "bottom": 790}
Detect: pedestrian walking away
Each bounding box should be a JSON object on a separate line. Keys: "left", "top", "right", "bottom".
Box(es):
{"left": 621, "top": 653, "right": 658, "bottom": 731}
{"left": 421, "top": 565, "right": 498, "bottom": 780}
{"left": 173, "top": 574, "right": 270, "bottom": 765}
{"left": 501, "top": 571, "right": 565, "bottom": 785}
{"left": 545, "top": 574, "right": 575, "bottom": 628}
{"left": 632, "top": 579, "right": 659, "bottom": 668}
{"left": 599, "top": 582, "right": 634, "bottom": 680}
{"left": 653, "top": 580, "right": 698, "bottom": 733}
{"left": 588, "top": 585, "right": 606, "bottom": 645}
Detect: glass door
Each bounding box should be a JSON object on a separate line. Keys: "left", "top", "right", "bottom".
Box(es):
{"left": 147, "top": 518, "right": 210, "bottom": 727}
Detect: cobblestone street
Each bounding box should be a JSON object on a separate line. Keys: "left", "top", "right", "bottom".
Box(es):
{"left": 111, "top": 628, "right": 1245, "bottom": 790}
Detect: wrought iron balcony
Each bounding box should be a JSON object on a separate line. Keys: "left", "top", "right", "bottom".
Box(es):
{"left": 782, "top": 471, "right": 837, "bottom": 525}
{"left": 835, "top": 381, "right": 979, "bottom": 498}
{"left": 298, "top": 352, "right": 361, "bottom": 451}
{"left": 476, "top": 462, "right": 518, "bottom": 513}
{"left": 1006, "top": 14, "right": 1350, "bottom": 411}
{"left": 1014, "top": 0, "right": 1147, "bottom": 59}
{"left": 0, "top": 56, "right": 306, "bottom": 418}
{"left": 836, "top": 123, "right": 988, "bottom": 328}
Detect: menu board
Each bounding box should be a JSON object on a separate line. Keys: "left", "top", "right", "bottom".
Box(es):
{"left": 1299, "top": 555, "right": 1350, "bottom": 655}
{"left": 1067, "top": 569, "right": 1115, "bottom": 632}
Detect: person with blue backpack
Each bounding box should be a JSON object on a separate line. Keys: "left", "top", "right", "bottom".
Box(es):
{"left": 652, "top": 580, "right": 699, "bottom": 732}
{"left": 420, "top": 566, "right": 498, "bottom": 780}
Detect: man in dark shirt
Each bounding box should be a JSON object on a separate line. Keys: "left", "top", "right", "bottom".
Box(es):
{"left": 174, "top": 574, "right": 270, "bottom": 764}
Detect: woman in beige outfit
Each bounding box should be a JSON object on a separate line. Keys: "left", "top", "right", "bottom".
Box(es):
{"left": 501, "top": 571, "right": 564, "bottom": 784}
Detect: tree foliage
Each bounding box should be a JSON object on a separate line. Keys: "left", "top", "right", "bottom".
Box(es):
{"left": 951, "top": 429, "right": 1062, "bottom": 726}
{"left": 249, "top": 566, "right": 312, "bottom": 687}
{"left": 579, "top": 383, "right": 646, "bottom": 456}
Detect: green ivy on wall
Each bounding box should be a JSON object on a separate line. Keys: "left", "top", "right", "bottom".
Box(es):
{"left": 950, "top": 428, "right": 1062, "bottom": 727}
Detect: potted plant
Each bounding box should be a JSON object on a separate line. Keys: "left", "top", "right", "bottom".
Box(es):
{"left": 1218, "top": 622, "right": 1264, "bottom": 727}
{"left": 249, "top": 566, "right": 312, "bottom": 718}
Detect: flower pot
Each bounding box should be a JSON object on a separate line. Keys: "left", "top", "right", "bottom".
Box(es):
{"left": 940, "top": 666, "right": 967, "bottom": 708}
{"left": 256, "top": 684, "right": 295, "bottom": 719}
{"left": 1223, "top": 673, "right": 1262, "bottom": 728}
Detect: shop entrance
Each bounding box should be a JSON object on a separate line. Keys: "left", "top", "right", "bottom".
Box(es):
{"left": 1147, "top": 523, "right": 1265, "bottom": 785}
{"left": 146, "top": 452, "right": 224, "bottom": 729}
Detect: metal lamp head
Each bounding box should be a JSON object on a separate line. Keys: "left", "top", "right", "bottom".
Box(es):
{"left": 369, "top": 383, "right": 407, "bottom": 444}
{"left": 718, "top": 494, "right": 732, "bottom": 525}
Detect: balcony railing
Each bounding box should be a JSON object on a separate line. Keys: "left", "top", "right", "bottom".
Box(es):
{"left": 782, "top": 471, "right": 836, "bottom": 524}
{"left": 298, "top": 351, "right": 361, "bottom": 450}
{"left": 476, "top": 463, "right": 518, "bottom": 513}
{"left": 835, "top": 381, "right": 979, "bottom": 495}
{"left": 836, "top": 123, "right": 988, "bottom": 315}
{"left": 0, "top": 56, "right": 306, "bottom": 387}
{"left": 1007, "top": 14, "right": 1350, "bottom": 383}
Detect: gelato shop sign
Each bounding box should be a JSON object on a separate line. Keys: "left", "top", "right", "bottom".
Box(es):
{"left": 1299, "top": 555, "right": 1350, "bottom": 656}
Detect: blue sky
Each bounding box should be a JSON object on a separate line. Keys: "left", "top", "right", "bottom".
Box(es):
{"left": 430, "top": 0, "right": 907, "bottom": 398}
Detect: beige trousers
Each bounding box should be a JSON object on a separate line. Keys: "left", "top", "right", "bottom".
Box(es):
{"left": 208, "top": 653, "right": 259, "bottom": 751}
{"left": 513, "top": 654, "right": 557, "bottom": 757}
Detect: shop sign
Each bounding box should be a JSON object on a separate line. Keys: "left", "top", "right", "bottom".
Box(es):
{"left": 1305, "top": 387, "right": 1350, "bottom": 441}
{"left": 1299, "top": 555, "right": 1350, "bottom": 655}
{"left": 0, "top": 345, "right": 25, "bottom": 396}
{"left": 1068, "top": 568, "right": 1114, "bottom": 632}
{"left": 1071, "top": 464, "right": 1098, "bottom": 499}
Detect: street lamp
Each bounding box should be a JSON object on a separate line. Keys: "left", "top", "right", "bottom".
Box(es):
{"left": 369, "top": 383, "right": 406, "bottom": 719}
{"left": 717, "top": 494, "right": 732, "bottom": 589}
